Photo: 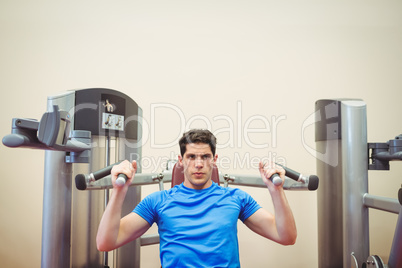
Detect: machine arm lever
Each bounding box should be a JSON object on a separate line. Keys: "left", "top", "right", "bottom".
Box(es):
{"left": 268, "top": 163, "right": 319, "bottom": 190}
{"left": 2, "top": 105, "right": 91, "bottom": 153}
{"left": 75, "top": 161, "right": 127, "bottom": 190}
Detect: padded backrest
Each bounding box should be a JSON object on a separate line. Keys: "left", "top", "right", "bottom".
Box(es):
{"left": 171, "top": 162, "right": 220, "bottom": 187}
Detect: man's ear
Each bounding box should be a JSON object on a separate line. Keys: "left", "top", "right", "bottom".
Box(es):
{"left": 178, "top": 155, "right": 183, "bottom": 166}
{"left": 213, "top": 154, "right": 218, "bottom": 164}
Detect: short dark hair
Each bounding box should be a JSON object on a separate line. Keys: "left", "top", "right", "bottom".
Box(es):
{"left": 179, "top": 129, "right": 217, "bottom": 156}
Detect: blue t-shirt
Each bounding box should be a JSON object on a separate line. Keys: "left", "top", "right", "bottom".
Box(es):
{"left": 133, "top": 182, "right": 261, "bottom": 268}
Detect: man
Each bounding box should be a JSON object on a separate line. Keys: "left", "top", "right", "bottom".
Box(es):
{"left": 97, "top": 129, "right": 297, "bottom": 267}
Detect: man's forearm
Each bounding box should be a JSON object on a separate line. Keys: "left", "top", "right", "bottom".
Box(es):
{"left": 270, "top": 188, "right": 297, "bottom": 245}
{"left": 96, "top": 187, "right": 128, "bottom": 251}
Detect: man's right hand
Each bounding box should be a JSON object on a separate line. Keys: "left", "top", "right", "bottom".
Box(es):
{"left": 111, "top": 160, "right": 137, "bottom": 188}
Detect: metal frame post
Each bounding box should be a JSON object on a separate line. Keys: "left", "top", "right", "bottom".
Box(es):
{"left": 39, "top": 88, "right": 142, "bottom": 268}
{"left": 316, "top": 99, "right": 369, "bottom": 268}
{"left": 340, "top": 100, "right": 369, "bottom": 267}
{"left": 114, "top": 107, "right": 142, "bottom": 268}
{"left": 41, "top": 91, "right": 75, "bottom": 268}
{"left": 41, "top": 150, "right": 72, "bottom": 268}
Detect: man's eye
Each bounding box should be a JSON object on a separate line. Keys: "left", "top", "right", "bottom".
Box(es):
{"left": 202, "top": 155, "right": 211, "bottom": 160}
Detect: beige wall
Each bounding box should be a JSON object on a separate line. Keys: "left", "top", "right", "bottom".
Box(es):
{"left": 1, "top": 1, "right": 401, "bottom": 267}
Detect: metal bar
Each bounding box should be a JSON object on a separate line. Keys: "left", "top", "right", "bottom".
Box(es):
{"left": 140, "top": 234, "right": 160, "bottom": 246}
{"left": 363, "top": 193, "right": 401, "bottom": 214}
{"left": 41, "top": 91, "right": 75, "bottom": 268}
{"left": 104, "top": 136, "right": 111, "bottom": 268}
{"left": 317, "top": 140, "right": 343, "bottom": 268}
{"left": 220, "top": 174, "right": 312, "bottom": 190}
{"left": 85, "top": 172, "right": 171, "bottom": 190}
{"left": 41, "top": 151, "right": 72, "bottom": 268}
{"left": 341, "top": 100, "right": 369, "bottom": 267}
{"left": 85, "top": 171, "right": 311, "bottom": 191}
{"left": 71, "top": 136, "right": 105, "bottom": 267}
{"left": 315, "top": 99, "right": 344, "bottom": 268}
{"left": 389, "top": 208, "right": 402, "bottom": 268}
{"left": 373, "top": 151, "right": 402, "bottom": 162}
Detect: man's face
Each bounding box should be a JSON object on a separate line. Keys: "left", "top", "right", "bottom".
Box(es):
{"left": 178, "top": 143, "right": 218, "bottom": 190}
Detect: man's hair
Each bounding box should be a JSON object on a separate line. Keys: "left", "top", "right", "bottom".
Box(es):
{"left": 179, "top": 129, "right": 217, "bottom": 156}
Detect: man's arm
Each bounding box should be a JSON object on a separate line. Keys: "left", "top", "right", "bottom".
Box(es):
{"left": 96, "top": 160, "right": 151, "bottom": 252}
{"left": 244, "top": 162, "right": 297, "bottom": 246}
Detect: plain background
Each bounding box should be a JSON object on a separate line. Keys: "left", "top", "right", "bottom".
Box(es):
{"left": 1, "top": 1, "right": 401, "bottom": 267}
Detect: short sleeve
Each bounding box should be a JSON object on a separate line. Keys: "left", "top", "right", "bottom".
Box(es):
{"left": 133, "top": 191, "right": 161, "bottom": 226}
{"left": 238, "top": 191, "right": 261, "bottom": 222}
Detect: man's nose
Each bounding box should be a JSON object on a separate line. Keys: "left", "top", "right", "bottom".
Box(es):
{"left": 195, "top": 157, "right": 204, "bottom": 168}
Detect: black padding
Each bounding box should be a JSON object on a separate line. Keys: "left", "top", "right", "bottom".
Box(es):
{"left": 308, "top": 175, "right": 319, "bottom": 191}
{"left": 75, "top": 174, "right": 87, "bottom": 190}
{"left": 398, "top": 188, "right": 402, "bottom": 206}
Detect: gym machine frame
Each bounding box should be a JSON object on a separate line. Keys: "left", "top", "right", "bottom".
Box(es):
{"left": 3, "top": 88, "right": 142, "bottom": 268}
{"left": 3, "top": 88, "right": 319, "bottom": 268}
{"left": 77, "top": 157, "right": 320, "bottom": 255}
{"left": 315, "top": 99, "right": 402, "bottom": 268}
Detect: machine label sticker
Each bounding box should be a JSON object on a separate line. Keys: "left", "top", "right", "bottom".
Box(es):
{"left": 102, "top": 113, "right": 124, "bottom": 131}
{"left": 101, "top": 94, "right": 125, "bottom": 132}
